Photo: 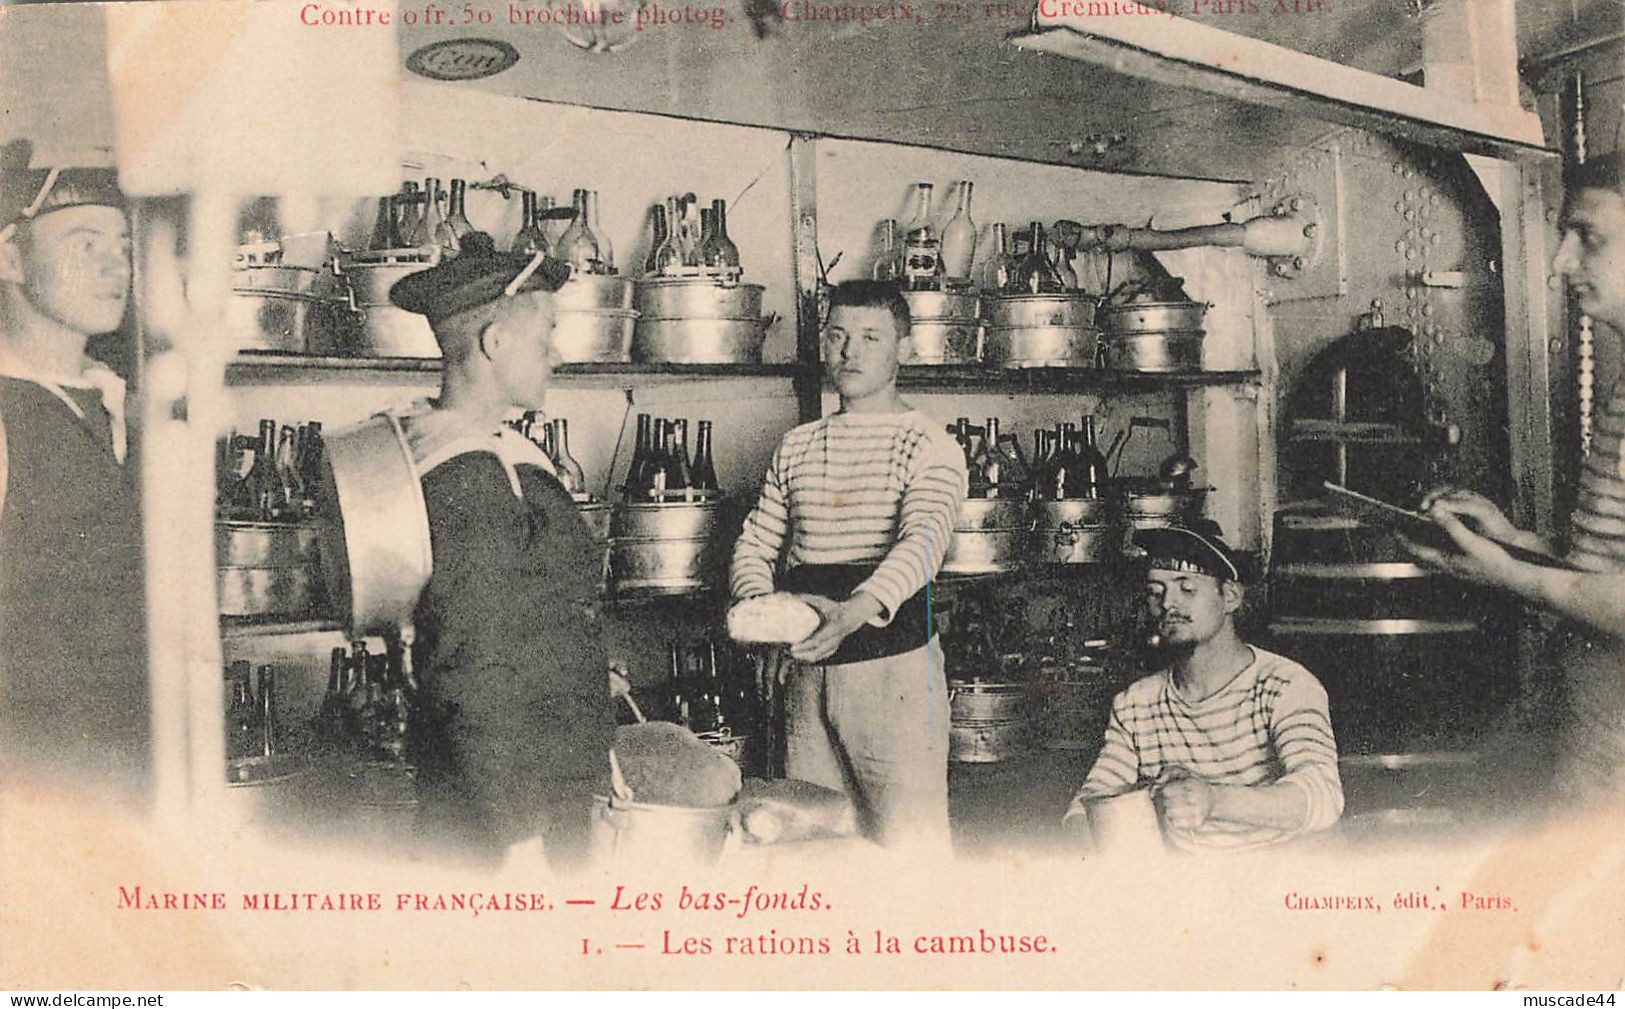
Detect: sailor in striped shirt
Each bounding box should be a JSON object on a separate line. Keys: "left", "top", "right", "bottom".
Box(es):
{"left": 1065, "top": 521, "right": 1343, "bottom": 852}
{"left": 730, "top": 281, "right": 967, "bottom": 850}
{"left": 1409, "top": 153, "right": 1625, "bottom": 804}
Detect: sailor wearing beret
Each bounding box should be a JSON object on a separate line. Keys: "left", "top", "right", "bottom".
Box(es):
{"left": 384, "top": 236, "right": 614, "bottom": 870}
{"left": 0, "top": 141, "right": 150, "bottom": 801}
{"left": 1065, "top": 519, "right": 1345, "bottom": 852}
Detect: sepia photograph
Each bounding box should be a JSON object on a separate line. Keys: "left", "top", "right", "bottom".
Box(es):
{"left": 0, "top": 0, "right": 1621, "bottom": 991}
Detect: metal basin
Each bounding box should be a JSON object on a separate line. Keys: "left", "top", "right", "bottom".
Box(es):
{"left": 903, "top": 289, "right": 980, "bottom": 322}
{"left": 1102, "top": 331, "right": 1205, "bottom": 372}
{"left": 983, "top": 325, "right": 1100, "bottom": 368}
{"left": 355, "top": 304, "right": 440, "bottom": 358}
{"left": 610, "top": 499, "right": 723, "bottom": 540}
{"left": 226, "top": 290, "right": 345, "bottom": 354}
{"left": 1099, "top": 300, "right": 1208, "bottom": 333}
{"left": 608, "top": 499, "right": 727, "bottom": 596}
{"left": 556, "top": 274, "right": 636, "bottom": 311}
{"left": 949, "top": 680, "right": 1033, "bottom": 723}
{"left": 948, "top": 717, "right": 1033, "bottom": 764}
{"left": 233, "top": 263, "right": 329, "bottom": 297}
{"left": 902, "top": 320, "right": 980, "bottom": 364}
{"left": 987, "top": 294, "right": 1097, "bottom": 329}
{"left": 956, "top": 497, "right": 1029, "bottom": 531}
{"left": 338, "top": 255, "right": 436, "bottom": 307}
{"left": 216, "top": 521, "right": 320, "bottom": 568}
{"left": 942, "top": 528, "right": 1027, "bottom": 576}
{"left": 217, "top": 565, "right": 319, "bottom": 618}
{"left": 634, "top": 278, "right": 764, "bottom": 320}
{"left": 1124, "top": 489, "right": 1207, "bottom": 527}
{"left": 555, "top": 308, "right": 637, "bottom": 363}
{"left": 632, "top": 316, "right": 766, "bottom": 365}
{"left": 591, "top": 794, "right": 736, "bottom": 866}
{"left": 1036, "top": 498, "right": 1116, "bottom": 525}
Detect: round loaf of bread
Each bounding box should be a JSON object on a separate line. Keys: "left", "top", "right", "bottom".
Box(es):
{"left": 726, "top": 593, "right": 822, "bottom": 644}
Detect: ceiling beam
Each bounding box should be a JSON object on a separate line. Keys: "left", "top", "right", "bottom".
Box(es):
{"left": 1009, "top": 6, "right": 1554, "bottom": 163}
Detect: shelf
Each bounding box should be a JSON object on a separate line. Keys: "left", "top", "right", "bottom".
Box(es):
{"left": 895, "top": 367, "right": 1261, "bottom": 392}
{"left": 221, "top": 616, "right": 346, "bottom": 639}
{"left": 226, "top": 353, "right": 806, "bottom": 386}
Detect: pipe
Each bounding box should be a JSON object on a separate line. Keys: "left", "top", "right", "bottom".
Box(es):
{"left": 1077, "top": 212, "right": 1312, "bottom": 259}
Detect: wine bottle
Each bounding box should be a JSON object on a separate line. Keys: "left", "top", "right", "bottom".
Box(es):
{"left": 653, "top": 197, "right": 684, "bottom": 276}
{"left": 369, "top": 195, "right": 398, "bottom": 251}
{"left": 671, "top": 418, "right": 696, "bottom": 496}
{"left": 1013, "top": 222, "right": 1063, "bottom": 294}
{"left": 271, "top": 425, "right": 303, "bottom": 520}
{"left": 557, "top": 189, "right": 598, "bottom": 274}
{"left": 872, "top": 219, "right": 901, "bottom": 283}
{"left": 707, "top": 198, "right": 741, "bottom": 274}
{"left": 239, "top": 419, "right": 277, "bottom": 520}
{"left": 1052, "top": 237, "right": 1078, "bottom": 291}
{"left": 939, "top": 181, "right": 977, "bottom": 285}
{"left": 644, "top": 203, "right": 669, "bottom": 275}
{"left": 979, "top": 416, "right": 1005, "bottom": 496}
{"left": 226, "top": 673, "right": 258, "bottom": 762}
{"left": 997, "top": 430, "right": 1032, "bottom": 495}
{"left": 296, "top": 421, "right": 323, "bottom": 517}
{"left": 514, "top": 190, "right": 550, "bottom": 257}
{"left": 587, "top": 189, "right": 612, "bottom": 273}
{"left": 1079, "top": 415, "right": 1109, "bottom": 499}
{"left": 443, "top": 179, "right": 474, "bottom": 253}
{"left": 552, "top": 418, "right": 587, "bottom": 496}
{"left": 413, "top": 178, "right": 446, "bottom": 250}
{"left": 980, "top": 222, "right": 1013, "bottom": 294}
{"left": 667, "top": 640, "right": 690, "bottom": 726}
{"left": 626, "top": 413, "right": 653, "bottom": 498}
{"left": 257, "top": 665, "right": 278, "bottom": 757}
{"left": 691, "top": 420, "right": 720, "bottom": 492}
{"left": 395, "top": 181, "right": 422, "bottom": 250}
{"left": 680, "top": 193, "right": 702, "bottom": 268}
{"left": 318, "top": 647, "right": 349, "bottom": 742}
{"left": 697, "top": 207, "right": 717, "bottom": 275}
{"left": 900, "top": 182, "right": 941, "bottom": 291}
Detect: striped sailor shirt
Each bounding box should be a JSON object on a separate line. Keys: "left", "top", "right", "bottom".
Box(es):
{"left": 729, "top": 409, "right": 968, "bottom": 623}
{"left": 1570, "top": 380, "right": 1625, "bottom": 573}
{"left": 1066, "top": 647, "right": 1344, "bottom": 851}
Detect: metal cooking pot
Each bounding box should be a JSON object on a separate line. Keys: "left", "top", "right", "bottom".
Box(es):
{"left": 1099, "top": 300, "right": 1208, "bottom": 333}
{"left": 956, "top": 497, "right": 1029, "bottom": 531}
{"left": 1035, "top": 499, "right": 1123, "bottom": 564}
{"left": 942, "top": 528, "right": 1027, "bottom": 576}
{"left": 903, "top": 289, "right": 980, "bottom": 322}
{"left": 336, "top": 254, "right": 436, "bottom": 307}
{"left": 634, "top": 278, "right": 764, "bottom": 320}
{"left": 217, "top": 565, "right": 319, "bottom": 618}
{"left": 576, "top": 500, "right": 612, "bottom": 542}
{"left": 1035, "top": 497, "right": 1117, "bottom": 525}
{"left": 226, "top": 290, "right": 345, "bottom": 354}
{"left": 556, "top": 274, "right": 636, "bottom": 311}
{"left": 353, "top": 305, "right": 440, "bottom": 358}
{"left": 1123, "top": 489, "right": 1207, "bottom": 521}
{"left": 632, "top": 317, "right": 766, "bottom": 365}
{"left": 902, "top": 321, "right": 980, "bottom": 365}
{"left": 1101, "top": 331, "right": 1205, "bottom": 372}
{"left": 948, "top": 717, "right": 1032, "bottom": 764}
{"left": 216, "top": 521, "right": 320, "bottom": 568}
{"left": 590, "top": 793, "right": 737, "bottom": 866}
{"left": 987, "top": 294, "right": 1097, "bottom": 329}
{"left": 610, "top": 498, "right": 723, "bottom": 540}
{"left": 608, "top": 499, "right": 727, "bottom": 596}
{"left": 555, "top": 308, "right": 637, "bottom": 363}
{"left": 233, "top": 263, "right": 330, "bottom": 297}
{"left": 982, "top": 325, "right": 1100, "bottom": 368}
{"left": 317, "top": 413, "right": 433, "bottom": 636}
{"left": 949, "top": 680, "right": 1033, "bottom": 722}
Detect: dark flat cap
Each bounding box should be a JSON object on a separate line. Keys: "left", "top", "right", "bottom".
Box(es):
{"left": 389, "top": 232, "right": 572, "bottom": 325}
{"left": 1132, "top": 518, "right": 1243, "bottom": 583}
{"left": 1, "top": 140, "right": 127, "bottom": 234}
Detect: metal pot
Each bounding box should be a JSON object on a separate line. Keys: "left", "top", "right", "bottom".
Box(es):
{"left": 233, "top": 263, "right": 329, "bottom": 297}
{"left": 217, "top": 565, "right": 319, "bottom": 618}
{"left": 903, "top": 289, "right": 980, "bottom": 322}
{"left": 336, "top": 255, "right": 436, "bottom": 307}
{"left": 590, "top": 793, "right": 737, "bottom": 866}
{"left": 1124, "top": 489, "right": 1207, "bottom": 527}
{"left": 556, "top": 274, "right": 636, "bottom": 311}
{"left": 632, "top": 317, "right": 766, "bottom": 365}
{"left": 1099, "top": 300, "right": 1208, "bottom": 333}
{"left": 1034, "top": 499, "right": 1123, "bottom": 563}
{"left": 576, "top": 500, "right": 612, "bottom": 542}
{"left": 901, "top": 321, "right": 980, "bottom": 365}
{"left": 982, "top": 325, "right": 1101, "bottom": 368}
{"left": 942, "top": 528, "right": 1027, "bottom": 576}
{"left": 634, "top": 278, "right": 764, "bottom": 320}
{"left": 610, "top": 499, "right": 723, "bottom": 540}
{"left": 956, "top": 497, "right": 1029, "bottom": 531}
{"left": 226, "top": 290, "right": 345, "bottom": 354}
{"left": 987, "top": 294, "right": 1097, "bottom": 329}
{"left": 608, "top": 499, "right": 727, "bottom": 596}
{"left": 949, "top": 680, "right": 1033, "bottom": 722}
{"left": 555, "top": 308, "right": 637, "bottom": 363}
{"left": 1036, "top": 498, "right": 1116, "bottom": 525}
{"left": 1101, "top": 331, "right": 1205, "bottom": 372}
{"left": 354, "top": 304, "right": 440, "bottom": 358}
{"left": 216, "top": 521, "right": 320, "bottom": 568}
{"left": 316, "top": 413, "right": 433, "bottom": 636}
{"left": 949, "top": 718, "right": 1032, "bottom": 764}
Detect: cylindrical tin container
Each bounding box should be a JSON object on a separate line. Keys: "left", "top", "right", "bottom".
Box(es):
{"left": 555, "top": 274, "right": 636, "bottom": 311}
{"left": 217, "top": 566, "right": 319, "bottom": 618}
{"left": 982, "top": 325, "right": 1101, "bottom": 368}
{"left": 226, "top": 290, "right": 345, "bottom": 354}
{"left": 233, "top": 264, "right": 328, "bottom": 296}
{"left": 941, "top": 497, "right": 1028, "bottom": 576}
{"left": 986, "top": 294, "right": 1097, "bottom": 329}
{"left": 948, "top": 681, "right": 1035, "bottom": 763}
{"left": 216, "top": 521, "right": 324, "bottom": 618}
{"left": 949, "top": 680, "right": 1032, "bottom": 723}
{"left": 631, "top": 317, "right": 766, "bottom": 365}
{"left": 903, "top": 290, "right": 980, "bottom": 322}
{"left": 1101, "top": 331, "right": 1205, "bottom": 372}
{"left": 215, "top": 521, "right": 320, "bottom": 568}
{"left": 636, "top": 278, "right": 764, "bottom": 319}
{"left": 901, "top": 320, "right": 981, "bottom": 365}
{"left": 607, "top": 499, "right": 726, "bottom": 596}
{"left": 554, "top": 308, "right": 637, "bottom": 363}
{"left": 575, "top": 499, "right": 612, "bottom": 596}
{"left": 590, "top": 793, "right": 736, "bottom": 866}
{"left": 1099, "top": 300, "right": 1207, "bottom": 333}
{"left": 1123, "top": 489, "right": 1206, "bottom": 529}
{"left": 338, "top": 255, "right": 440, "bottom": 358}
{"left": 1034, "top": 498, "right": 1124, "bottom": 564}
{"left": 948, "top": 718, "right": 1033, "bottom": 764}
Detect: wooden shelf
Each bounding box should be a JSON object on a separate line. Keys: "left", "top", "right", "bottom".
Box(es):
{"left": 221, "top": 616, "right": 345, "bottom": 639}
{"left": 895, "top": 366, "right": 1261, "bottom": 392}
{"left": 226, "top": 353, "right": 805, "bottom": 386}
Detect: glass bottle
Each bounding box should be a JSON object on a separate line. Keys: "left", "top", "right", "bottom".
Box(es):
{"left": 557, "top": 189, "right": 599, "bottom": 274}
{"left": 587, "top": 189, "right": 612, "bottom": 273}
{"left": 296, "top": 421, "right": 323, "bottom": 517}
{"left": 706, "top": 198, "right": 741, "bottom": 274}
{"left": 257, "top": 665, "right": 278, "bottom": 757}
{"left": 671, "top": 419, "right": 696, "bottom": 495}
{"left": 319, "top": 647, "right": 349, "bottom": 742}
{"left": 271, "top": 424, "right": 304, "bottom": 520}
{"left": 514, "top": 191, "right": 550, "bottom": 257}
{"left": 697, "top": 207, "right": 717, "bottom": 275}
{"left": 1046, "top": 425, "right": 1076, "bottom": 500}
{"left": 691, "top": 420, "right": 720, "bottom": 493}
{"left": 551, "top": 418, "right": 587, "bottom": 496}
{"left": 872, "top": 219, "right": 901, "bottom": 283}
{"left": 239, "top": 419, "right": 277, "bottom": 520}
{"left": 1013, "top": 222, "right": 1063, "bottom": 294}
{"left": 626, "top": 413, "right": 653, "bottom": 498}
{"left": 900, "top": 182, "right": 941, "bottom": 291}
{"left": 443, "top": 179, "right": 475, "bottom": 252}
{"left": 680, "top": 193, "right": 702, "bottom": 268}
{"left": 226, "top": 674, "right": 258, "bottom": 762}
{"left": 653, "top": 197, "right": 684, "bottom": 275}
{"left": 369, "top": 195, "right": 398, "bottom": 251}
{"left": 997, "top": 430, "right": 1032, "bottom": 495}
{"left": 412, "top": 178, "right": 445, "bottom": 249}
{"left": 394, "top": 181, "right": 422, "bottom": 250}
{"left": 1052, "top": 238, "right": 1078, "bottom": 291}
{"left": 536, "top": 194, "right": 559, "bottom": 246}
{"left": 939, "top": 181, "right": 977, "bottom": 285}
{"left": 667, "top": 640, "right": 690, "bottom": 727}
{"left": 644, "top": 203, "right": 669, "bottom": 276}
{"left": 1078, "top": 415, "right": 1110, "bottom": 499}
{"left": 980, "top": 222, "right": 1013, "bottom": 294}
{"left": 979, "top": 417, "right": 1007, "bottom": 496}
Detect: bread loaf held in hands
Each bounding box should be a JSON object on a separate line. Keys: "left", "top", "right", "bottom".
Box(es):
{"left": 726, "top": 593, "right": 822, "bottom": 644}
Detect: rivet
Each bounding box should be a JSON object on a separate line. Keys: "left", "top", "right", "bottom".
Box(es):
{"left": 1395, "top": 241, "right": 1408, "bottom": 254}
{"left": 1422, "top": 304, "right": 1434, "bottom": 317}
{"left": 1547, "top": 274, "right": 1562, "bottom": 290}
{"left": 1393, "top": 163, "right": 1404, "bottom": 174}
{"left": 1406, "top": 287, "right": 1418, "bottom": 300}
{"left": 1371, "top": 298, "right": 1384, "bottom": 309}
{"left": 1429, "top": 233, "right": 1440, "bottom": 246}
{"left": 1292, "top": 256, "right": 1305, "bottom": 269}
{"left": 1404, "top": 209, "right": 1417, "bottom": 221}
{"left": 1429, "top": 194, "right": 1441, "bottom": 205}
{"left": 1303, "top": 223, "right": 1318, "bottom": 237}
{"left": 1545, "top": 209, "right": 1558, "bottom": 224}
{"left": 1403, "top": 169, "right": 1415, "bottom": 179}
{"left": 1406, "top": 249, "right": 1418, "bottom": 261}
{"left": 1419, "top": 205, "right": 1432, "bottom": 219}
{"left": 1549, "top": 338, "right": 1565, "bottom": 354}
{"left": 1291, "top": 197, "right": 1304, "bottom": 211}
{"left": 1407, "top": 228, "right": 1418, "bottom": 241}
{"left": 1395, "top": 202, "right": 1407, "bottom": 214}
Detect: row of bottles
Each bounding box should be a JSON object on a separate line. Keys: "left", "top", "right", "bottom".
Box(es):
{"left": 316, "top": 640, "right": 418, "bottom": 763}
{"left": 870, "top": 182, "right": 1084, "bottom": 295}
{"left": 368, "top": 180, "right": 617, "bottom": 278}
{"left": 622, "top": 413, "right": 721, "bottom": 501}
{"left": 224, "top": 661, "right": 279, "bottom": 762}
{"left": 643, "top": 194, "right": 741, "bottom": 280}
{"left": 666, "top": 636, "right": 755, "bottom": 737}
{"left": 946, "top": 415, "right": 1111, "bottom": 500}
{"left": 511, "top": 412, "right": 590, "bottom": 498}
{"left": 218, "top": 418, "right": 324, "bottom": 522}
